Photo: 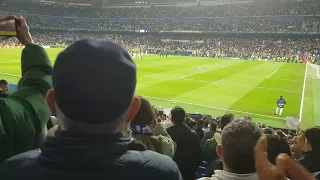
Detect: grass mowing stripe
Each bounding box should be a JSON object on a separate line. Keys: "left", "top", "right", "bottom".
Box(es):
{"left": 269, "top": 77, "right": 303, "bottom": 82}
{"left": 180, "top": 78, "right": 301, "bottom": 93}
{"left": 143, "top": 95, "right": 285, "bottom": 120}
{"left": 0, "top": 72, "right": 21, "bottom": 77}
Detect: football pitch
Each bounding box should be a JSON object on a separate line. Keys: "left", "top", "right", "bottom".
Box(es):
{"left": 1, "top": 48, "right": 319, "bottom": 129}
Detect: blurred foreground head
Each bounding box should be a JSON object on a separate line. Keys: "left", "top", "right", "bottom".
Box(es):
{"left": 131, "top": 96, "right": 156, "bottom": 127}
{"left": 304, "top": 126, "right": 320, "bottom": 153}
{"left": 266, "top": 134, "right": 291, "bottom": 164}
{"left": 0, "top": 79, "right": 8, "bottom": 92}
{"left": 0, "top": 79, "right": 9, "bottom": 98}
{"left": 46, "top": 39, "right": 141, "bottom": 135}
{"left": 217, "top": 119, "right": 263, "bottom": 174}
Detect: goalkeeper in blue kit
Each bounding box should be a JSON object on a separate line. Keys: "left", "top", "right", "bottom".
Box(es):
{"left": 275, "top": 96, "right": 286, "bottom": 115}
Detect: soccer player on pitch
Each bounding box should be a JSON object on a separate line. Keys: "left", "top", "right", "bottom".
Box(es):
{"left": 275, "top": 96, "right": 286, "bottom": 115}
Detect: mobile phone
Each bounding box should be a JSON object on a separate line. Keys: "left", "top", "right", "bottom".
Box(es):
{"left": 0, "top": 19, "right": 17, "bottom": 40}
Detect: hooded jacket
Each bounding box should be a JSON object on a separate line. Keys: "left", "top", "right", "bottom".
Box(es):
{"left": 133, "top": 123, "right": 176, "bottom": 158}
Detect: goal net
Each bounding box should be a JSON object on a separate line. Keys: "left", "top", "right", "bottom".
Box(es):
{"left": 301, "top": 63, "right": 320, "bottom": 127}
{"left": 307, "top": 63, "right": 320, "bottom": 80}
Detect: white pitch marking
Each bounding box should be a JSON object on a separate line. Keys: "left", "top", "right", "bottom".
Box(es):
{"left": 0, "top": 61, "right": 20, "bottom": 64}
{"left": 299, "top": 64, "right": 308, "bottom": 122}
{"left": 181, "top": 78, "right": 301, "bottom": 93}
{"left": 0, "top": 72, "right": 21, "bottom": 77}
{"left": 197, "top": 66, "right": 206, "bottom": 72}
{"left": 143, "top": 95, "right": 286, "bottom": 120}
{"left": 178, "top": 62, "right": 242, "bottom": 79}
{"left": 267, "top": 69, "right": 279, "bottom": 78}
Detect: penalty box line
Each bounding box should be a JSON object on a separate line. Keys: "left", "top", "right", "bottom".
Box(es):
{"left": 143, "top": 95, "right": 286, "bottom": 120}
{"left": 178, "top": 62, "right": 242, "bottom": 79}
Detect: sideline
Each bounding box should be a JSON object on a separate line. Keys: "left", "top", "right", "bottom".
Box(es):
{"left": 143, "top": 95, "right": 286, "bottom": 120}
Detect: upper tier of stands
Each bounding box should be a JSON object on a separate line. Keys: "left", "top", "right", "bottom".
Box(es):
{"left": 1, "top": 0, "right": 320, "bottom": 18}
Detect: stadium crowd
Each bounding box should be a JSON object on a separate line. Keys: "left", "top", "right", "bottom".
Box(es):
{"left": 0, "top": 0, "right": 320, "bottom": 33}
{"left": 0, "top": 15, "right": 320, "bottom": 180}
{"left": 1, "top": 0, "right": 320, "bottom": 18}
{"left": 2, "top": 32, "right": 320, "bottom": 62}
{"left": 21, "top": 16, "right": 319, "bottom": 33}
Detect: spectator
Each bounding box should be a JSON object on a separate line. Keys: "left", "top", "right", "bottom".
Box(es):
{"left": 0, "top": 39, "right": 182, "bottom": 180}
{"left": 205, "top": 114, "right": 234, "bottom": 176}
{"left": 266, "top": 134, "right": 291, "bottom": 164}
{"left": 0, "top": 16, "right": 52, "bottom": 162}
{"left": 290, "top": 136, "right": 304, "bottom": 160}
{"left": 162, "top": 113, "right": 174, "bottom": 128}
{"left": 0, "top": 79, "right": 9, "bottom": 98}
{"left": 202, "top": 123, "right": 218, "bottom": 163}
{"left": 127, "top": 96, "right": 176, "bottom": 158}
{"left": 200, "top": 119, "right": 263, "bottom": 180}
{"left": 299, "top": 126, "right": 320, "bottom": 173}
{"left": 202, "top": 122, "right": 217, "bottom": 146}
{"left": 167, "top": 107, "right": 202, "bottom": 180}
{"left": 262, "top": 127, "right": 274, "bottom": 135}
{"left": 254, "top": 136, "right": 316, "bottom": 180}
{"left": 187, "top": 119, "right": 197, "bottom": 130}
{"left": 214, "top": 113, "right": 234, "bottom": 145}
{"left": 196, "top": 119, "right": 205, "bottom": 141}
{"left": 0, "top": 79, "right": 8, "bottom": 92}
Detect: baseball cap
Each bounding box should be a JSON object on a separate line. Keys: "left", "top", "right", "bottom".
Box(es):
{"left": 52, "top": 39, "right": 136, "bottom": 124}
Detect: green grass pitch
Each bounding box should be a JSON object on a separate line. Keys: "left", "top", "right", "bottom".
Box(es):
{"left": 1, "top": 48, "right": 319, "bottom": 129}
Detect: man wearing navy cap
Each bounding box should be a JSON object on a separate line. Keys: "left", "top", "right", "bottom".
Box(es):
{"left": 0, "top": 28, "right": 182, "bottom": 180}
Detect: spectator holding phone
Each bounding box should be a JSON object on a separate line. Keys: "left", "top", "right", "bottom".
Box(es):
{"left": 0, "top": 38, "right": 182, "bottom": 180}
{"left": 0, "top": 16, "right": 52, "bottom": 162}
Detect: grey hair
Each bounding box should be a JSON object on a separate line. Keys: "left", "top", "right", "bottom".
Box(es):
{"left": 55, "top": 104, "right": 129, "bottom": 135}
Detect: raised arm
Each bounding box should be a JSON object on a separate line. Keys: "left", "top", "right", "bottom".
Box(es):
{"left": 0, "top": 16, "right": 52, "bottom": 161}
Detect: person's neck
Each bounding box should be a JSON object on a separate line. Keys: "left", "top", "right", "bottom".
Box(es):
{"left": 222, "top": 164, "right": 233, "bottom": 173}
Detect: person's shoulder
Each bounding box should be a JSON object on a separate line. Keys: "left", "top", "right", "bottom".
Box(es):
{"left": 0, "top": 150, "right": 41, "bottom": 171}
{"left": 198, "top": 177, "right": 217, "bottom": 180}
{"left": 122, "top": 150, "right": 179, "bottom": 174}
{"left": 191, "top": 129, "right": 199, "bottom": 136}
{"left": 206, "top": 137, "right": 216, "bottom": 143}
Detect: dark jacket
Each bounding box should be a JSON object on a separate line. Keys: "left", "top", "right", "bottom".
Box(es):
{"left": 299, "top": 151, "right": 320, "bottom": 173}
{"left": 202, "top": 130, "right": 215, "bottom": 146}
{"left": 0, "top": 44, "right": 52, "bottom": 162}
{"left": 0, "top": 130, "right": 182, "bottom": 180}
{"left": 167, "top": 124, "right": 202, "bottom": 180}
{"left": 203, "top": 137, "right": 218, "bottom": 163}
{"left": 196, "top": 128, "right": 204, "bottom": 141}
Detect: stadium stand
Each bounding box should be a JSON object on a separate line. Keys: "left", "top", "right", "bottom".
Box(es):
{"left": 0, "top": 0, "right": 320, "bottom": 179}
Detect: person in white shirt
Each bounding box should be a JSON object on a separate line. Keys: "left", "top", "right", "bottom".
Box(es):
{"left": 199, "top": 120, "right": 262, "bottom": 180}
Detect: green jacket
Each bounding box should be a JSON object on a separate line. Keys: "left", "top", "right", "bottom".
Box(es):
{"left": 0, "top": 44, "right": 52, "bottom": 162}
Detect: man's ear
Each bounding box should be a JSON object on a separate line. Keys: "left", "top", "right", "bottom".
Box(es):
{"left": 125, "top": 96, "right": 141, "bottom": 123}
{"left": 216, "top": 144, "right": 223, "bottom": 159}
{"left": 46, "top": 89, "right": 56, "bottom": 115}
